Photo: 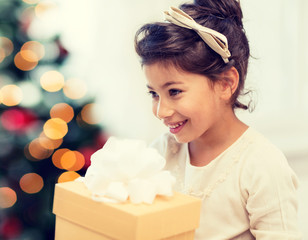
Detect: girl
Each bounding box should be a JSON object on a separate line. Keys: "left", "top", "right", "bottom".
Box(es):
{"left": 135, "top": 0, "right": 301, "bottom": 239}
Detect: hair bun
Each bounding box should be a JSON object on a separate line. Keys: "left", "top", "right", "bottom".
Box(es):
{"left": 194, "top": 0, "right": 244, "bottom": 27}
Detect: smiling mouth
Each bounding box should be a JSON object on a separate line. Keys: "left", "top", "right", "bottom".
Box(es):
{"left": 168, "top": 120, "right": 188, "bottom": 133}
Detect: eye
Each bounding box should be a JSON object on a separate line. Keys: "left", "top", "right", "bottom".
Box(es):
{"left": 169, "top": 89, "right": 182, "bottom": 96}
{"left": 148, "top": 91, "right": 158, "bottom": 98}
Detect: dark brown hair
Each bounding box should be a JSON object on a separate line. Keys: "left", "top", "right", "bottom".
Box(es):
{"left": 135, "top": 0, "right": 251, "bottom": 110}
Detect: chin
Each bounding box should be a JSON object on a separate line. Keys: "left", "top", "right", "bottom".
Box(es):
{"left": 173, "top": 135, "right": 191, "bottom": 144}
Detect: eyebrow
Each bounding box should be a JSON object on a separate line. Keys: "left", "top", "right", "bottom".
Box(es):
{"left": 146, "top": 81, "right": 183, "bottom": 90}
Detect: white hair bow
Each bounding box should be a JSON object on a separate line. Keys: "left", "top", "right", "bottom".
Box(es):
{"left": 164, "top": 6, "right": 231, "bottom": 63}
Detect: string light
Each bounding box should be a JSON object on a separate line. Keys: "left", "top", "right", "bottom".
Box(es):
{"left": 0, "top": 187, "right": 17, "bottom": 208}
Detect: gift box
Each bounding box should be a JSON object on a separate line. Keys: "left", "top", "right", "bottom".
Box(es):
{"left": 53, "top": 181, "right": 201, "bottom": 240}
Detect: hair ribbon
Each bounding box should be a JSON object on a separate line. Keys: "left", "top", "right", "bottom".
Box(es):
{"left": 164, "top": 6, "right": 231, "bottom": 63}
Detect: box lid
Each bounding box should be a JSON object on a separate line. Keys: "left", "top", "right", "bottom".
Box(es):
{"left": 53, "top": 181, "right": 201, "bottom": 240}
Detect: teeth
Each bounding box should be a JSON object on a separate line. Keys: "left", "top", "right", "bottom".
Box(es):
{"left": 169, "top": 121, "right": 185, "bottom": 129}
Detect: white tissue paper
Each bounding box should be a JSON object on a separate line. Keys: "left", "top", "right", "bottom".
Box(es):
{"left": 78, "top": 136, "right": 176, "bottom": 204}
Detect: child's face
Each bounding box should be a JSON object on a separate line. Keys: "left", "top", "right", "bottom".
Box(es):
{"left": 144, "top": 62, "right": 229, "bottom": 143}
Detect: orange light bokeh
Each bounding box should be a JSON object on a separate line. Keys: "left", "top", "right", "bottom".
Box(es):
{"left": 21, "top": 41, "right": 45, "bottom": 61}
{"left": 14, "top": 51, "right": 38, "bottom": 71}
{"left": 50, "top": 103, "right": 74, "bottom": 123}
{"left": 19, "top": 173, "right": 44, "bottom": 194}
{"left": 0, "top": 37, "right": 14, "bottom": 57}
{"left": 0, "top": 48, "right": 5, "bottom": 63}
{"left": 52, "top": 148, "right": 70, "bottom": 169}
{"left": 81, "top": 103, "right": 102, "bottom": 125}
{"left": 61, "top": 150, "right": 85, "bottom": 171}
{"left": 43, "top": 118, "right": 68, "bottom": 140}
{"left": 27, "top": 138, "right": 54, "bottom": 161}
{"left": 40, "top": 70, "right": 65, "bottom": 92}
{"left": 39, "top": 132, "right": 63, "bottom": 150}
{"left": 0, "top": 85, "right": 23, "bottom": 106}
{"left": 58, "top": 171, "right": 80, "bottom": 183}
{"left": 0, "top": 187, "right": 17, "bottom": 208}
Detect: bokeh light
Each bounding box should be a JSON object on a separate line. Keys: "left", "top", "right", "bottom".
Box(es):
{"left": 0, "top": 108, "right": 37, "bottom": 132}
{"left": 21, "top": 41, "right": 45, "bottom": 61}
{"left": 19, "top": 173, "right": 44, "bottom": 194}
{"left": 0, "top": 48, "right": 5, "bottom": 63}
{"left": 38, "top": 132, "right": 63, "bottom": 150}
{"left": 52, "top": 148, "right": 69, "bottom": 169}
{"left": 61, "top": 150, "right": 85, "bottom": 171}
{"left": 34, "top": 1, "right": 57, "bottom": 19}
{"left": 50, "top": 103, "right": 74, "bottom": 123}
{"left": 63, "top": 78, "right": 87, "bottom": 99}
{"left": 40, "top": 70, "right": 64, "bottom": 92}
{"left": 57, "top": 171, "right": 80, "bottom": 183}
{"left": 0, "top": 84, "right": 23, "bottom": 106}
{"left": 81, "top": 103, "right": 102, "bottom": 124}
{"left": 27, "top": 138, "right": 53, "bottom": 161}
{"left": 0, "top": 37, "right": 14, "bottom": 58}
{"left": 14, "top": 51, "right": 38, "bottom": 71}
{"left": 0, "top": 187, "right": 17, "bottom": 208}
{"left": 43, "top": 118, "right": 68, "bottom": 139}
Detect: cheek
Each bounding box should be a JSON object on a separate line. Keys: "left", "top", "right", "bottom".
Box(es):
{"left": 152, "top": 102, "right": 158, "bottom": 116}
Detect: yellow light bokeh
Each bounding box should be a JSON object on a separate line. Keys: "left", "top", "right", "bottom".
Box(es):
{"left": 21, "top": 41, "right": 45, "bottom": 61}
{"left": 14, "top": 51, "right": 38, "bottom": 71}
{"left": 40, "top": 70, "right": 65, "bottom": 92}
{"left": 0, "top": 187, "right": 17, "bottom": 208}
{"left": 0, "top": 37, "right": 14, "bottom": 57}
{"left": 39, "top": 132, "right": 63, "bottom": 150}
{"left": 52, "top": 148, "right": 69, "bottom": 169}
{"left": 50, "top": 103, "right": 74, "bottom": 123}
{"left": 19, "top": 173, "right": 44, "bottom": 194}
{"left": 43, "top": 118, "right": 68, "bottom": 140}
{"left": 63, "top": 78, "right": 87, "bottom": 100}
{"left": 81, "top": 103, "right": 102, "bottom": 125}
{"left": 58, "top": 171, "right": 80, "bottom": 183}
{"left": 0, "top": 84, "right": 23, "bottom": 106}
{"left": 28, "top": 138, "right": 54, "bottom": 160}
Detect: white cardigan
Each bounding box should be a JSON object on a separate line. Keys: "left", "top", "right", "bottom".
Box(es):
{"left": 151, "top": 127, "right": 302, "bottom": 240}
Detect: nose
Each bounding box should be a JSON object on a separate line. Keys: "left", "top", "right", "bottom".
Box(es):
{"left": 154, "top": 98, "right": 174, "bottom": 120}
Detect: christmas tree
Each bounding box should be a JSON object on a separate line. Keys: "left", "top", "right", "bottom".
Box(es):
{"left": 0, "top": 0, "right": 106, "bottom": 239}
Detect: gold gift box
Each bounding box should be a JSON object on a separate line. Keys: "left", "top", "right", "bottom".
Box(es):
{"left": 53, "top": 181, "right": 201, "bottom": 240}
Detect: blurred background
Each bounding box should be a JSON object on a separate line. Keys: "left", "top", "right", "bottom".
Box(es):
{"left": 0, "top": 0, "right": 307, "bottom": 239}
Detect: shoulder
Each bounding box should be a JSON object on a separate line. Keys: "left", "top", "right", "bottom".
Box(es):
{"left": 239, "top": 127, "right": 299, "bottom": 193}
{"left": 241, "top": 127, "right": 290, "bottom": 168}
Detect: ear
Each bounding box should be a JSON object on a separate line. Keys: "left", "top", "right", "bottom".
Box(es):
{"left": 216, "top": 66, "right": 239, "bottom": 101}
